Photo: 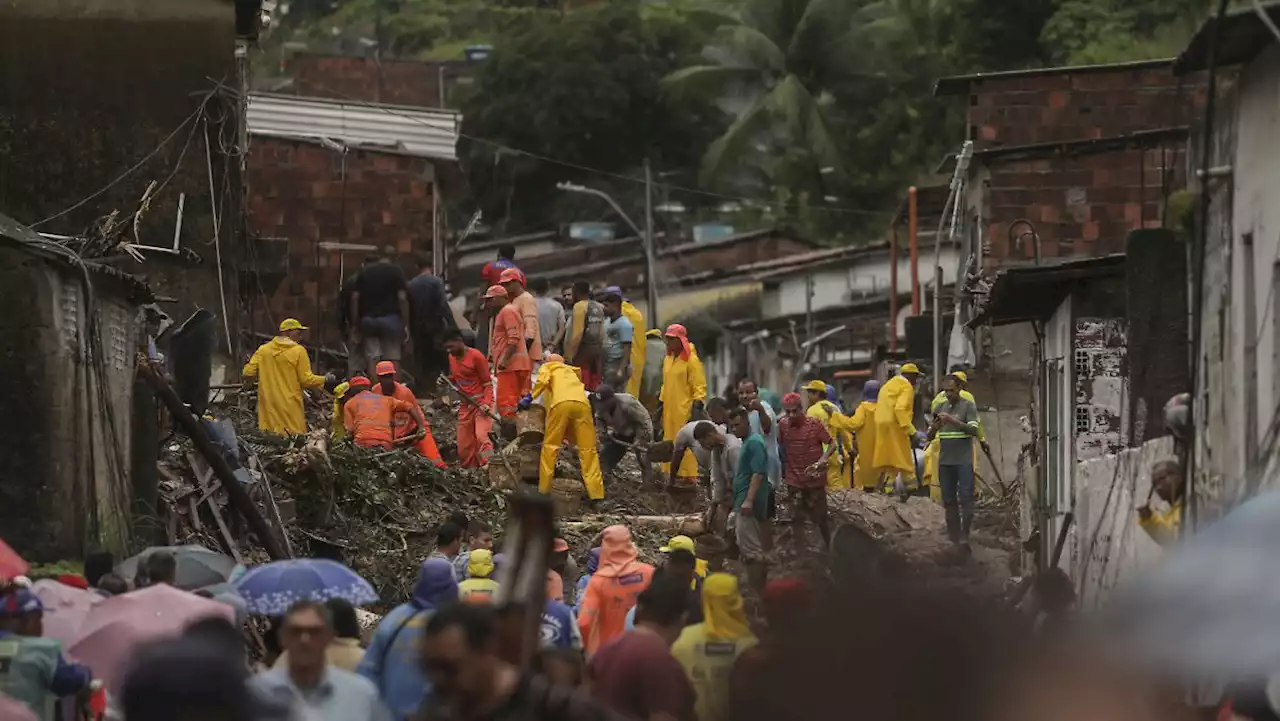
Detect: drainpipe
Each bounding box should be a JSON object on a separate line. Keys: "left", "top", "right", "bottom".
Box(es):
{"left": 909, "top": 186, "right": 920, "bottom": 315}
{"left": 890, "top": 226, "right": 899, "bottom": 352}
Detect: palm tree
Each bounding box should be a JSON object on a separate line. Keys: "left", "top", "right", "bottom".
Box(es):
{"left": 662, "top": 0, "right": 871, "bottom": 189}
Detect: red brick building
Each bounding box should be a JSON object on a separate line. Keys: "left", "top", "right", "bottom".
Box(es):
{"left": 933, "top": 60, "right": 1205, "bottom": 269}
{"left": 287, "top": 52, "right": 474, "bottom": 109}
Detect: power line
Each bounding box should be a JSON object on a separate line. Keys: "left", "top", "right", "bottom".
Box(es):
{"left": 285, "top": 79, "right": 899, "bottom": 220}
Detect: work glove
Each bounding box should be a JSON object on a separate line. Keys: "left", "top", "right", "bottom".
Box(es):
{"left": 691, "top": 400, "right": 706, "bottom": 420}
{"left": 913, "top": 431, "right": 929, "bottom": 447}
{"left": 517, "top": 393, "right": 533, "bottom": 411}
{"left": 323, "top": 372, "right": 339, "bottom": 391}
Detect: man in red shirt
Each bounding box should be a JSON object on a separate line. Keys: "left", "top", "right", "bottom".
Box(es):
{"left": 445, "top": 329, "right": 495, "bottom": 468}
{"left": 777, "top": 392, "right": 835, "bottom": 550}
{"left": 588, "top": 570, "right": 696, "bottom": 721}
{"left": 485, "top": 284, "right": 532, "bottom": 418}
{"left": 374, "top": 360, "right": 445, "bottom": 468}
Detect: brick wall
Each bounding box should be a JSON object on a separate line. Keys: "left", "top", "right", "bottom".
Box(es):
{"left": 246, "top": 136, "right": 436, "bottom": 345}
{"left": 289, "top": 52, "right": 471, "bottom": 108}
{"left": 965, "top": 65, "right": 1204, "bottom": 149}
{"left": 981, "top": 144, "right": 1186, "bottom": 267}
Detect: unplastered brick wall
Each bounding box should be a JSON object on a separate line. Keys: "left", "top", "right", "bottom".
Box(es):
{"left": 246, "top": 136, "right": 436, "bottom": 344}
{"left": 965, "top": 65, "right": 1204, "bottom": 149}
{"left": 981, "top": 145, "right": 1185, "bottom": 266}
{"left": 289, "top": 52, "right": 470, "bottom": 109}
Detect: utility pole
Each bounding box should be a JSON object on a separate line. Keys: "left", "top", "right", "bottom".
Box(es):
{"left": 644, "top": 158, "right": 659, "bottom": 328}
{"left": 934, "top": 140, "right": 973, "bottom": 391}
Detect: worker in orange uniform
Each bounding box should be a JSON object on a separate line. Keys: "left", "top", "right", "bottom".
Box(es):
{"left": 341, "top": 376, "right": 429, "bottom": 450}
{"left": 526, "top": 354, "right": 605, "bottom": 503}
{"left": 499, "top": 268, "right": 541, "bottom": 364}
{"left": 444, "top": 328, "right": 494, "bottom": 468}
{"left": 374, "top": 360, "right": 445, "bottom": 468}
{"left": 484, "top": 284, "right": 532, "bottom": 418}
{"left": 578, "top": 525, "right": 654, "bottom": 655}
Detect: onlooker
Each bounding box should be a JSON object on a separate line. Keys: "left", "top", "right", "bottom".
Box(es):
{"left": 737, "top": 379, "right": 780, "bottom": 490}
{"left": 357, "top": 559, "right": 459, "bottom": 721}
{"left": 252, "top": 601, "right": 390, "bottom": 721}
{"left": 599, "top": 292, "right": 634, "bottom": 391}
{"left": 95, "top": 573, "right": 129, "bottom": 597}
{"left": 564, "top": 281, "right": 605, "bottom": 391}
{"left": 559, "top": 285, "right": 575, "bottom": 311}
{"left": 271, "top": 598, "right": 366, "bottom": 672}
{"left": 535, "top": 647, "right": 585, "bottom": 687}
{"left": 594, "top": 384, "right": 655, "bottom": 482}
{"left": 431, "top": 523, "right": 464, "bottom": 566}
{"left": 83, "top": 551, "right": 114, "bottom": 590}
{"left": 777, "top": 392, "right": 835, "bottom": 551}
{"left": 574, "top": 549, "right": 601, "bottom": 613}
{"left": 339, "top": 256, "right": 376, "bottom": 377}
{"left": 0, "top": 588, "right": 93, "bottom": 720}
{"left": 453, "top": 520, "right": 495, "bottom": 582}
{"left": 145, "top": 551, "right": 177, "bottom": 587}
{"left": 730, "top": 406, "right": 771, "bottom": 593}
{"left": 121, "top": 638, "right": 260, "bottom": 721}
{"left": 531, "top": 277, "right": 566, "bottom": 354}
{"left": 350, "top": 247, "right": 410, "bottom": 378}
{"left": 419, "top": 603, "right": 621, "bottom": 721}
{"left": 406, "top": 254, "right": 455, "bottom": 395}
{"left": 541, "top": 596, "right": 583, "bottom": 652}
{"left": 550, "top": 538, "right": 580, "bottom": 606}
{"left": 588, "top": 571, "right": 697, "bottom": 721}
{"left": 624, "top": 548, "right": 702, "bottom": 631}
{"left": 480, "top": 244, "right": 520, "bottom": 288}
{"left": 695, "top": 419, "right": 742, "bottom": 536}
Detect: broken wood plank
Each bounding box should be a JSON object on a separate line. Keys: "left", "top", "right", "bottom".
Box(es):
{"left": 250, "top": 452, "right": 295, "bottom": 558}
{"left": 189, "top": 453, "right": 244, "bottom": 565}
{"left": 187, "top": 495, "right": 203, "bottom": 533}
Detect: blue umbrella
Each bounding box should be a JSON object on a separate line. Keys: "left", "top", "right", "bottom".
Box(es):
{"left": 232, "top": 559, "right": 378, "bottom": 617}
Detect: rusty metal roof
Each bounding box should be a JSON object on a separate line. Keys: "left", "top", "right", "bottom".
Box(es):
{"left": 247, "top": 92, "right": 460, "bottom": 161}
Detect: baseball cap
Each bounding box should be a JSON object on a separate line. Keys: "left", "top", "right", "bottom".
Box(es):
{"left": 660, "top": 535, "right": 695, "bottom": 554}
{"left": 498, "top": 268, "right": 524, "bottom": 284}
{"left": 483, "top": 285, "right": 508, "bottom": 299}
{"left": 347, "top": 376, "right": 372, "bottom": 389}
{"left": 375, "top": 361, "right": 396, "bottom": 376}
{"left": 0, "top": 588, "right": 43, "bottom": 617}
{"left": 279, "top": 318, "right": 308, "bottom": 332}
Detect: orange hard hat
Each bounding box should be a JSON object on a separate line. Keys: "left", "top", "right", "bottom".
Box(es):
{"left": 375, "top": 361, "right": 396, "bottom": 376}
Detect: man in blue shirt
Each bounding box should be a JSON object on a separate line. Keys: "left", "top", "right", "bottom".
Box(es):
{"left": 729, "top": 406, "right": 771, "bottom": 594}
{"left": 0, "top": 589, "right": 92, "bottom": 721}
{"left": 599, "top": 292, "right": 635, "bottom": 391}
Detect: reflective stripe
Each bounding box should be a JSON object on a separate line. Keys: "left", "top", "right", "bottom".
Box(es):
{"left": 938, "top": 432, "right": 973, "bottom": 439}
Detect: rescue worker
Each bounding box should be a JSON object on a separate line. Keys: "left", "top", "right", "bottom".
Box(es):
{"left": 594, "top": 384, "right": 654, "bottom": 483}
{"left": 499, "top": 268, "right": 542, "bottom": 364}
{"left": 527, "top": 354, "right": 604, "bottom": 502}
{"left": 484, "top": 284, "right": 532, "bottom": 418}
{"left": 0, "top": 589, "right": 93, "bottom": 721}
{"left": 341, "top": 376, "right": 430, "bottom": 451}
{"left": 577, "top": 525, "right": 654, "bottom": 655}
{"left": 444, "top": 329, "right": 494, "bottom": 468}
{"left": 610, "top": 287, "right": 647, "bottom": 397}
{"left": 659, "top": 324, "right": 707, "bottom": 482}
{"left": 802, "top": 380, "right": 852, "bottom": 490}
{"left": 1138, "top": 458, "right": 1184, "bottom": 546}
{"left": 331, "top": 379, "right": 352, "bottom": 439}
{"left": 923, "top": 370, "right": 987, "bottom": 501}
{"left": 671, "top": 573, "right": 757, "bottom": 721}
{"left": 872, "top": 363, "right": 923, "bottom": 492}
{"left": 242, "top": 318, "right": 332, "bottom": 435}
{"left": 375, "top": 361, "right": 445, "bottom": 468}
{"left": 640, "top": 329, "right": 666, "bottom": 413}
{"left": 839, "top": 381, "right": 881, "bottom": 491}
{"left": 457, "top": 550, "right": 499, "bottom": 605}
{"left": 929, "top": 374, "right": 982, "bottom": 554}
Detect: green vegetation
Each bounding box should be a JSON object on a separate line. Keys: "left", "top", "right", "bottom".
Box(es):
{"left": 276, "top": 0, "right": 1218, "bottom": 241}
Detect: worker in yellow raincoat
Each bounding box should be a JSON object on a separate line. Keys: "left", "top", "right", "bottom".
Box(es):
{"left": 243, "top": 318, "right": 331, "bottom": 435}
{"left": 528, "top": 354, "right": 604, "bottom": 501}
{"left": 827, "top": 380, "right": 882, "bottom": 491}
{"left": 923, "top": 371, "right": 987, "bottom": 501}
{"left": 619, "top": 294, "right": 646, "bottom": 397}
{"left": 671, "top": 573, "right": 757, "bottom": 721}
{"left": 659, "top": 324, "right": 707, "bottom": 481}
{"left": 801, "top": 380, "right": 852, "bottom": 489}
{"left": 1137, "top": 458, "right": 1183, "bottom": 546}
{"left": 872, "top": 363, "right": 922, "bottom": 489}
{"left": 331, "top": 380, "right": 351, "bottom": 438}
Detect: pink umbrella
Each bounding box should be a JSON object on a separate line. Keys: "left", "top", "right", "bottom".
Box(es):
{"left": 68, "top": 584, "right": 233, "bottom": 694}
{"left": 31, "top": 580, "right": 102, "bottom": 644}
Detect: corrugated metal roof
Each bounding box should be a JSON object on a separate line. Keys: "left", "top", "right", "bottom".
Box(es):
{"left": 247, "top": 93, "right": 460, "bottom": 161}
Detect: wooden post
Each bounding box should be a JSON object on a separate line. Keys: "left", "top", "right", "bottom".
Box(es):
{"left": 908, "top": 186, "right": 920, "bottom": 315}
{"left": 137, "top": 359, "right": 288, "bottom": 560}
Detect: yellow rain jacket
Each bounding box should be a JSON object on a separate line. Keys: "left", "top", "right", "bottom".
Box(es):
{"left": 533, "top": 360, "right": 604, "bottom": 500}
{"left": 243, "top": 336, "right": 326, "bottom": 435}
{"left": 458, "top": 550, "right": 500, "bottom": 604}
{"left": 331, "top": 381, "right": 350, "bottom": 438}
{"left": 924, "top": 390, "right": 984, "bottom": 500}
{"left": 807, "top": 400, "right": 852, "bottom": 489}
{"left": 1139, "top": 499, "right": 1182, "bottom": 547}
{"left": 621, "top": 301, "right": 646, "bottom": 397}
{"left": 671, "top": 574, "right": 757, "bottom": 721}
{"left": 659, "top": 344, "right": 707, "bottom": 477}
{"left": 830, "top": 402, "right": 880, "bottom": 490}
{"left": 872, "top": 375, "right": 917, "bottom": 474}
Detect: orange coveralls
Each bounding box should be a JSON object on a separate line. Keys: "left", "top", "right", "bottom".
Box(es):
{"left": 489, "top": 303, "right": 531, "bottom": 418}
{"left": 374, "top": 380, "right": 445, "bottom": 466}
{"left": 342, "top": 392, "right": 424, "bottom": 450}
{"left": 449, "top": 347, "right": 495, "bottom": 468}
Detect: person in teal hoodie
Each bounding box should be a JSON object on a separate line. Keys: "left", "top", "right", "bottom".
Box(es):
{"left": 357, "top": 558, "right": 458, "bottom": 720}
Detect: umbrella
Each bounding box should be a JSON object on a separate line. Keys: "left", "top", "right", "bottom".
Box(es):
{"left": 232, "top": 558, "right": 378, "bottom": 616}
{"left": 68, "top": 584, "right": 233, "bottom": 695}
{"left": 114, "top": 545, "right": 238, "bottom": 590}
{"left": 31, "top": 579, "right": 102, "bottom": 643}
{"left": 0, "top": 537, "right": 28, "bottom": 581}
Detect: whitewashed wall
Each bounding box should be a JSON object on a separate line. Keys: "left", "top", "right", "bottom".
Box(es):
{"left": 763, "top": 248, "right": 960, "bottom": 320}
{"left": 1071, "top": 436, "right": 1176, "bottom": 609}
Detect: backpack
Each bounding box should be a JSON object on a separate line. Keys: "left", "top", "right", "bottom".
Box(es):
{"left": 580, "top": 300, "right": 605, "bottom": 348}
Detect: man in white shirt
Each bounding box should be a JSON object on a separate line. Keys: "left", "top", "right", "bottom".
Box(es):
{"left": 694, "top": 420, "right": 742, "bottom": 535}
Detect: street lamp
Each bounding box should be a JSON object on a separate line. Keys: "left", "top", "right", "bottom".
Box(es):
{"left": 556, "top": 180, "right": 660, "bottom": 327}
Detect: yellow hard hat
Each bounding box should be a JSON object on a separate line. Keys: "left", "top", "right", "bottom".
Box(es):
{"left": 279, "top": 318, "right": 308, "bottom": 332}
{"left": 660, "top": 535, "right": 695, "bottom": 553}
{"left": 802, "top": 380, "right": 828, "bottom": 393}
{"left": 951, "top": 370, "right": 968, "bottom": 383}
{"left": 900, "top": 363, "right": 920, "bottom": 375}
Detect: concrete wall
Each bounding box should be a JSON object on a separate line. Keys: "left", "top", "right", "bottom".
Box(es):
{"left": 289, "top": 53, "right": 474, "bottom": 110}
{"left": 0, "top": 247, "right": 140, "bottom": 560}
{"left": 766, "top": 248, "right": 960, "bottom": 320}
{"left": 1071, "top": 436, "right": 1174, "bottom": 609}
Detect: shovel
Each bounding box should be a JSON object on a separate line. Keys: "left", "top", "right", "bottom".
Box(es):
{"left": 436, "top": 376, "right": 519, "bottom": 478}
